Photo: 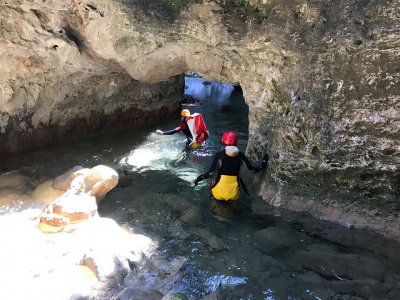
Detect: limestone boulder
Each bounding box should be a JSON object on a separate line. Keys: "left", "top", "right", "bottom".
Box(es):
{"left": 52, "top": 165, "right": 118, "bottom": 201}
{"left": 83, "top": 165, "right": 119, "bottom": 200}
{"left": 38, "top": 165, "right": 119, "bottom": 231}
{"left": 52, "top": 166, "right": 86, "bottom": 191}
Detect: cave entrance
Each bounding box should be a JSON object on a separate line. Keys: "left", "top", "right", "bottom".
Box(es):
{"left": 181, "top": 72, "right": 249, "bottom": 150}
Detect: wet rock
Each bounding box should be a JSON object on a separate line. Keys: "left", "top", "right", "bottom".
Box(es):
{"left": 53, "top": 166, "right": 86, "bottom": 191}
{"left": 161, "top": 291, "right": 189, "bottom": 300}
{"left": 253, "top": 226, "right": 302, "bottom": 254}
{"left": 113, "top": 288, "right": 164, "bottom": 300}
{"left": 179, "top": 208, "right": 202, "bottom": 226}
{"left": 192, "top": 228, "right": 225, "bottom": 250}
{"left": 124, "top": 256, "right": 188, "bottom": 294}
{"left": 253, "top": 255, "right": 287, "bottom": 274}
{"left": 330, "top": 279, "right": 391, "bottom": 299}
{"left": 0, "top": 171, "right": 30, "bottom": 191}
{"left": 295, "top": 271, "right": 333, "bottom": 298}
{"left": 290, "top": 250, "right": 386, "bottom": 281}
{"left": 33, "top": 180, "right": 65, "bottom": 205}
{"left": 0, "top": 187, "right": 32, "bottom": 214}
{"left": 81, "top": 247, "right": 130, "bottom": 282}
{"left": 306, "top": 243, "right": 337, "bottom": 253}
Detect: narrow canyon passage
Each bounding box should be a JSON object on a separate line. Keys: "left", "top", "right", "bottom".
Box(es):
{"left": 1, "top": 77, "right": 400, "bottom": 299}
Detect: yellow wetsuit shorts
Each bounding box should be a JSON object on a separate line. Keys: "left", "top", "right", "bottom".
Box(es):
{"left": 211, "top": 175, "right": 240, "bottom": 201}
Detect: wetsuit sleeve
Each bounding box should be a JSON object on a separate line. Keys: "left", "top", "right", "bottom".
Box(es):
{"left": 240, "top": 152, "right": 269, "bottom": 173}
{"left": 200, "top": 151, "right": 224, "bottom": 179}
{"left": 162, "top": 123, "right": 186, "bottom": 135}
{"left": 239, "top": 152, "right": 257, "bottom": 172}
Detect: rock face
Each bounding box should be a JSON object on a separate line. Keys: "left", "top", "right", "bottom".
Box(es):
{"left": 0, "top": 0, "right": 184, "bottom": 153}
{"left": 0, "top": 1, "right": 399, "bottom": 237}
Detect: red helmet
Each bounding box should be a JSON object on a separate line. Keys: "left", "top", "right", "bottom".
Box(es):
{"left": 221, "top": 132, "right": 237, "bottom": 145}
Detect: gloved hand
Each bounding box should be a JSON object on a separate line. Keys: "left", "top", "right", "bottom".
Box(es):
{"left": 261, "top": 153, "right": 269, "bottom": 167}
{"left": 255, "top": 153, "right": 269, "bottom": 173}
{"left": 194, "top": 175, "right": 204, "bottom": 186}
{"left": 156, "top": 129, "right": 163, "bottom": 135}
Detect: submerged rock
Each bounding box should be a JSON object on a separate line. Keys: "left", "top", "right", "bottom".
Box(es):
{"left": 123, "top": 256, "right": 188, "bottom": 294}
{"left": 289, "top": 250, "right": 387, "bottom": 281}
{"left": 253, "top": 226, "right": 302, "bottom": 254}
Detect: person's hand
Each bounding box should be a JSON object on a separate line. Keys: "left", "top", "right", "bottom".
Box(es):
{"left": 261, "top": 153, "right": 269, "bottom": 167}
{"left": 194, "top": 175, "right": 204, "bottom": 186}
{"left": 156, "top": 129, "right": 163, "bottom": 135}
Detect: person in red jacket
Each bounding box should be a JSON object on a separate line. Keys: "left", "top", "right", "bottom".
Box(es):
{"left": 156, "top": 109, "right": 193, "bottom": 146}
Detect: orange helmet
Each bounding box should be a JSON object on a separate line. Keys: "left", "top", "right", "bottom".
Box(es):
{"left": 221, "top": 132, "right": 237, "bottom": 146}
{"left": 181, "top": 109, "right": 190, "bottom": 117}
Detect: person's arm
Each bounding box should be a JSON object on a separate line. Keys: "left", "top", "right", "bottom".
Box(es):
{"left": 240, "top": 152, "right": 269, "bottom": 173}
{"left": 157, "top": 123, "right": 185, "bottom": 135}
{"left": 194, "top": 151, "right": 223, "bottom": 185}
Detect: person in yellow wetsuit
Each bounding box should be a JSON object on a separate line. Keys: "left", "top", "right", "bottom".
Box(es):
{"left": 194, "top": 131, "right": 269, "bottom": 201}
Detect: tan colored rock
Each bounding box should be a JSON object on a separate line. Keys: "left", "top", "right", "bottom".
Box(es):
{"left": 33, "top": 180, "right": 65, "bottom": 205}
{"left": 52, "top": 166, "right": 86, "bottom": 191}
{"left": 83, "top": 165, "right": 119, "bottom": 200}
{"left": 0, "top": 171, "right": 29, "bottom": 190}
{"left": 52, "top": 193, "right": 97, "bottom": 223}
{"left": 38, "top": 165, "right": 118, "bottom": 231}
{"left": 52, "top": 165, "right": 118, "bottom": 200}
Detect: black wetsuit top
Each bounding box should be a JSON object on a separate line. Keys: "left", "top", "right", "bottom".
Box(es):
{"left": 200, "top": 150, "right": 257, "bottom": 181}
{"left": 162, "top": 118, "right": 192, "bottom": 142}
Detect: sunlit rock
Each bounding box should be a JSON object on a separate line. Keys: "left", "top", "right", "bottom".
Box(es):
{"left": 38, "top": 165, "right": 118, "bottom": 231}
{"left": 52, "top": 166, "right": 86, "bottom": 191}
{"left": 83, "top": 165, "right": 119, "bottom": 200}
{"left": 52, "top": 165, "right": 118, "bottom": 201}
{"left": 33, "top": 180, "right": 65, "bottom": 205}
{"left": 123, "top": 256, "right": 188, "bottom": 294}
{"left": 0, "top": 209, "right": 156, "bottom": 300}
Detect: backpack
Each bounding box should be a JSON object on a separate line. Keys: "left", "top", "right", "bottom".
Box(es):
{"left": 186, "top": 113, "right": 209, "bottom": 143}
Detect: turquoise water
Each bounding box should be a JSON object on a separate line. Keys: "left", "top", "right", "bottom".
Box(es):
{"left": 1, "top": 77, "right": 400, "bottom": 299}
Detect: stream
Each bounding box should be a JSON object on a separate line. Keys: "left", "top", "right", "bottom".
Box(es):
{"left": 1, "top": 77, "right": 400, "bottom": 299}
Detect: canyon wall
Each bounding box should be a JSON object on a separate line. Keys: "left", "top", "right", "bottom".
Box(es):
{"left": 0, "top": 0, "right": 398, "bottom": 237}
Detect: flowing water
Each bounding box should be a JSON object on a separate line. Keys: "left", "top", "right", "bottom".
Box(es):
{"left": 1, "top": 77, "right": 400, "bottom": 299}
